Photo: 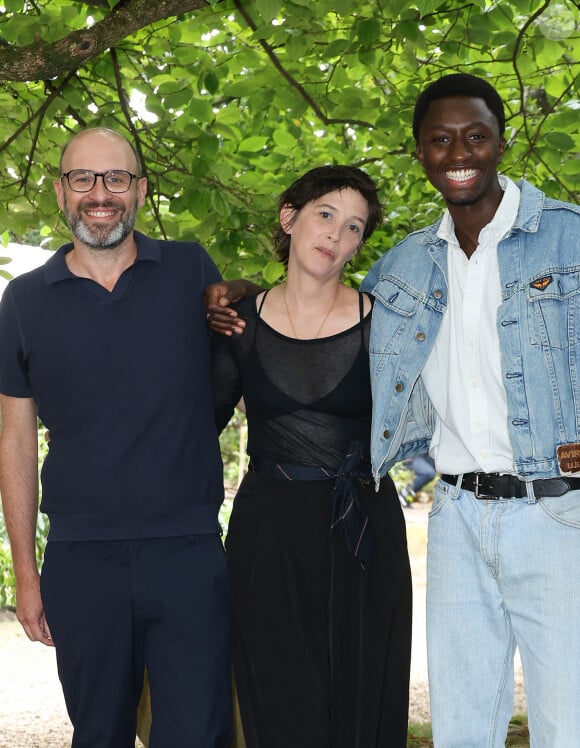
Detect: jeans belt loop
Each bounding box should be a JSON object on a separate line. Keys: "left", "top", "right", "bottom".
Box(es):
{"left": 525, "top": 480, "right": 537, "bottom": 504}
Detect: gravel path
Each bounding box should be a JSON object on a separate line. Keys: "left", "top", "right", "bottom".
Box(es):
{"left": 0, "top": 502, "right": 526, "bottom": 746}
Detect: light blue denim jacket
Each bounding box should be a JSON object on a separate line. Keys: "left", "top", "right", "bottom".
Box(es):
{"left": 361, "top": 180, "right": 580, "bottom": 485}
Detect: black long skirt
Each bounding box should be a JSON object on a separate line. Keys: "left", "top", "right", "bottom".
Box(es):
{"left": 225, "top": 471, "right": 412, "bottom": 748}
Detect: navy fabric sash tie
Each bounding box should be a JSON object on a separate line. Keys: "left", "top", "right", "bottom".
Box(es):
{"left": 249, "top": 440, "right": 373, "bottom": 568}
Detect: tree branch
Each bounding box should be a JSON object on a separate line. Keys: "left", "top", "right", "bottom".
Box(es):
{"left": 0, "top": 0, "right": 211, "bottom": 82}
{"left": 109, "top": 47, "right": 168, "bottom": 239}
{"left": 509, "top": 0, "right": 553, "bottom": 147}
{"left": 0, "top": 71, "right": 78, "bottom": 157}
{"left": 232, "top": 0, "right": 375, "bottom": 130}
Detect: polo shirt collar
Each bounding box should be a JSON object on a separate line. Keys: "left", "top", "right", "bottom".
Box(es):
{"left": 43, "top": 230, "right": 161, "bottom": 286}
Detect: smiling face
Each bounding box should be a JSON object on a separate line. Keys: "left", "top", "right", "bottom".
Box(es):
{"left": 281, "top": 188, "right": 369, "bottom": 278}
{"left": 54, "top": 130, "right": 147, "bottom": 250}
{"left": 416, "top": 95, "right": 506, "bottom": 212}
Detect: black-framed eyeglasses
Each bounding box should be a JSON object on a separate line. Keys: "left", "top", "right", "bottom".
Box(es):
{"left": 61, "top": 169, "right": 139, "bottom": 193}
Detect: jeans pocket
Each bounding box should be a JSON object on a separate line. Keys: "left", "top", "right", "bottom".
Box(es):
{"left": 429, "top": 480, "right": 451, "bottom": 518}
{"left": 539, "top": 489, "right": 580, "bottom": 527}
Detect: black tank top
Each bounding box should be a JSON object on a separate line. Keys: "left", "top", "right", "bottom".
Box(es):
{"left": 211, "top": 291, "right": 373, "bottom": 471}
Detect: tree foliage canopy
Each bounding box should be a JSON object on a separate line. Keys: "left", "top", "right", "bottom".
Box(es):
{"left": 0, "top": 0, "right": 578, "bottom": 283}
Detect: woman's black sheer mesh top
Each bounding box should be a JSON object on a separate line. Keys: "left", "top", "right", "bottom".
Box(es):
{"left": 211, "top": 291, "right": 373, "bottom": 471}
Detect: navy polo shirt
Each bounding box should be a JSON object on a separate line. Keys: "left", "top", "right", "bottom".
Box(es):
{"left": 0, "top": 232, "right": 224, "bottom": 541}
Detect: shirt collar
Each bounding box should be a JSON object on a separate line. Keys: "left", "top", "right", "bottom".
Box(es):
{"left": 437, "top": 175, "right": 521, "bottom": 247}
{"left": 44, "top": 230, "right": 161, "bottom": 286}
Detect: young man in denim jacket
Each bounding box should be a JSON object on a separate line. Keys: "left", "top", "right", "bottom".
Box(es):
{"left": 361, "top": 73, "right": 580, "bottom": 748}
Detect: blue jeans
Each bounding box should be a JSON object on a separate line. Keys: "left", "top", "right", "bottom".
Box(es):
{"left": 427, "top": 479, "right": 580, "bottom": 748}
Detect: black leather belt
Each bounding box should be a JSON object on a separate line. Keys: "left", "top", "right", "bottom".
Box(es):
{"left": 441, "top": 472, "right": 580, "bottom": 499}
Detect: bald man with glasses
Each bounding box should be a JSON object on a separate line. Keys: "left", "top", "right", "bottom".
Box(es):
{"left": 0, "top": 128, "right": 232, "bottom": 747}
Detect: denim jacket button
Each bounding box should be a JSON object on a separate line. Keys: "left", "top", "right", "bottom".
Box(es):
{"left": 395, "top": 383, "right": 404, "bottom": 392}
{"left": 383, "top": 429, "right": 391, "bottom": 439}
{"left": 416, "top": 332, "right": 426, "bottom": 342}
{"left": 433, "top": 289, "right": 443, "bottom": 299}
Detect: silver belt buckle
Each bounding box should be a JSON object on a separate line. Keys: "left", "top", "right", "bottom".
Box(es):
{"left": 473, "top": 473, "right": 495, "bottom": 499}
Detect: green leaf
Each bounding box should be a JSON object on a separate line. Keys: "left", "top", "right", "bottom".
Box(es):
{"left": 358, "top": 48, "right": 376, "bottom": 66}
{"left": 215, "top": 238, "right": 241, "bottom": 261}
{"left": 190, "top": 190, "right": 213, "bottom": 220}
{"left": 210, "top": 189, "right": 231, "bottom": 218}
{"left": 161, "top": 88, "right": 193, "bottom": 109}
{"left": 190, "top": 157, "right": 210, "bottom": 178}
{"left": 544, "top": 131, "right": 576, "bottom": 152}
{"left": 272, "top": 129, "right": 298, "bottom": 149}
{"left": 414, "top": 0, "right": 445, "bottom": 17}
{"left": 285, "top": 34, "right": 310, "bottom": 61}
{"left": 561, "top": 158, "right": 580, "bottom": 177}
{"left": 254, "top": 0, "right": 283, "bottom": 23}
{"left": 204, "top": 72, "right": 220, "bottom": 95}
{"left": 238, "top": 136, "right": 269, "bottom": 153}
{"left": 325, "top": 38, "right": 350, "bottom": 58}
{"left": 2, "top": 15, "right": 42, "bottom": 44}
{"left": 249, "top": 87, "right": 276, "bottom": 112}
{"left": 173, "top": 45, "right": 203, "bottom": 66}
{"left": 396, "top": 19, "right": 419, "bottom": 43}
{"left": 198, "top": 132, "right": 220, "bottom": 160}
{"left": 357, "top": 18, "right": 382, "bottom": 47}
{"left": 151, "top": 74, "right": 182, "bottom": 91}
{"left": 222, "top": 78, "right": 261, "bottom": 98}
{"left": 188, "top": 98, "right": 214, "bottom": 122}
{"left": 210, "top": 160, "right": 235, "bottom": 184}
{"left": 3, "top": 0, "right": 25, "bottom": 11}
{"left": 493, "top": 31, "right": 518, "bottom": 47}
{"left": 262, "top": 261, "right": 285, "bottom": 284}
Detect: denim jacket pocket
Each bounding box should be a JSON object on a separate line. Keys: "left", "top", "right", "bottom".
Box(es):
{"left": 369, "top": 278, "right": 421, "bottom": 356}
{"left": 527, "top": 269, "right": 580, "bottom": 350}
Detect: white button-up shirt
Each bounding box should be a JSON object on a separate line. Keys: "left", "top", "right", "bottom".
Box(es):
{"left": 421, "top": 175, "right": 521, "bottom": 475}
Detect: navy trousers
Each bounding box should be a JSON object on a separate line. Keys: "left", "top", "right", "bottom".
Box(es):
{"left": 41, "top": 534, "right": 232, "bottom": 748}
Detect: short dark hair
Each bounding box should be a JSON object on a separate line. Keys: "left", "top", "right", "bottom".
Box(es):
{"left": 412, "top": 73, "right": 505, "bottom": 142}
{"left": 273, "top": 165, "right": 382, "bottom": 264}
